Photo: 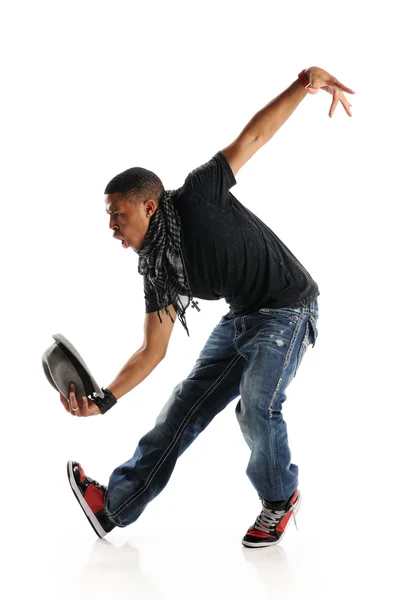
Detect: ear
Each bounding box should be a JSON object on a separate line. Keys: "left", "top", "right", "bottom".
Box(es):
{"left": 144, "top": 199, "right": 157, "bottom": 214}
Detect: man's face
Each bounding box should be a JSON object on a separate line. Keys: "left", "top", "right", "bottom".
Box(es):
{"left": 105, "top": 193, "right": 157, "bottom": 253}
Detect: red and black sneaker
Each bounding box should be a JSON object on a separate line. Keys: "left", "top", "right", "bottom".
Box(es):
{"left": 242, "top": 489, "right": 301, "bottom": 548}
{"left": 67, "top": 460, "right": 116, "bottom": 538}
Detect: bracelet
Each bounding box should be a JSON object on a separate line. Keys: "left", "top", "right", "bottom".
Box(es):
{"left": 298, "top": 69, "right": 317, "bottom": 94}
{"left": 298, "top": 69, "right": 311, "bottom": 88}
{"left": 90, "top": 387, "right": 117, "bottom": 414}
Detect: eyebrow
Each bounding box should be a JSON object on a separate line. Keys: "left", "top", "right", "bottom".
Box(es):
{"left": 105, "top": 208, "right": 120, "bottom": 215}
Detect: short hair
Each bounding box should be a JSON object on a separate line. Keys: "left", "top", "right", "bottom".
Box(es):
{"left": 104, "top": 167, "right": 164, "bottom": 207}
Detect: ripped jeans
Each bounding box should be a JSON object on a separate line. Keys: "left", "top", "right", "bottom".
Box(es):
{"left": 105, "top": 299, "right": 319, "bottom": 527}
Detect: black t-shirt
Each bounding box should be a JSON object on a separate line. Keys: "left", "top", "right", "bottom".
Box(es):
{"left": 144, "top": 151, "right": 319, "bottom": 315}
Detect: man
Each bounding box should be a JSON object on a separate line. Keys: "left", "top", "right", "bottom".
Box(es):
{"left": 61, "top": 66, "right": 355, "bottom": 547}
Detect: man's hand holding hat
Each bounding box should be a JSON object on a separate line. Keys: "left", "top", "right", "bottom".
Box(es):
{"left": 42, "top": 333, "right": 118, "bottom": 415}
{"left": 60, "top": 383, "right": 101, "bottom": 417}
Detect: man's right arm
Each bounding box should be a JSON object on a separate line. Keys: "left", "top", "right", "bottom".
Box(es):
{"left": 105, "top": 304, "right": 176, "bottom": 400}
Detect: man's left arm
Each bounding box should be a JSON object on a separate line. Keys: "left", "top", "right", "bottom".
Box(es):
{"left": 221, "top": 66, "right": 355, "bottom": 177}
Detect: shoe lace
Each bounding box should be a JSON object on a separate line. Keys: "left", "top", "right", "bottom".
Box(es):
{"left": 254, "top": 499, "right": 298, "bottom": 533}
{"left": 87, "top": 476, "right": 107, "bottom": 494}
{"left": 74, "top": 465, "right": 106, "bottom": 494}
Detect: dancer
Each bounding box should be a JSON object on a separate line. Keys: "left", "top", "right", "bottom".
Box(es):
{"left": 61, "top": 66, "right": 355, "bottom": 547}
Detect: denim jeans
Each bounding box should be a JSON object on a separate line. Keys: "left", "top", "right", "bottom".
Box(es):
{"left": 105, "top": 298, "right": 319, "bottom": 527}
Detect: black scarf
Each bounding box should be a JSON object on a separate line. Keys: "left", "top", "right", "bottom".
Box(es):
{"left": 137, "top": 190, "right": 200, "bottom": 337}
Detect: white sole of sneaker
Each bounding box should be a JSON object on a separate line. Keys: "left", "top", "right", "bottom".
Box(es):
{"left": 241, "top": 491, "right": 302, "bottom": 548}
{"left": 67, "top": 461, "right": 108, "bottom": 538}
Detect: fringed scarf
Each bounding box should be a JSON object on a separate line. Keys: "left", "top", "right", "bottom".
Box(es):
{"left": 138, "top": 190, "right": 200, "bottom": 337}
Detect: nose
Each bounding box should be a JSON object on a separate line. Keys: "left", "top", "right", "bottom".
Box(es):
{"left": 109, "top": 215, "right": 118, "bottom": 231}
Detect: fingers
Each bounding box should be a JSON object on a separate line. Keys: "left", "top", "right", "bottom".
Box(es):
{"left": 325, "top": 71, "right": 355, "bottom": 94}
{"left": 68, "top": 383, "right": 93, "bottom": 417}
{"left": 75, "top": 396, "right": 92, "bottom": 417}
{"left": 336, "top": 80, "right": 356, "bottom": 94}
{"left": 317, "top": 72, "right": 355, "bottom": 117}
{"left": 81, "top": 396, "right": 89, "bottom": 417}
{"left": 61, "top": 383, "right": 96, "bottom": 417}
{"left": 69, "top": 383, "right": 80, "bottom": 415}
{"left": 329, "top": 89, "right": 341, "bottom": 118}
{"left": 327, "top": 89, "right": 353, "bottom": 118}
{"left": 340, "top": 91, "right": 353, "bottom": 117}
{"left": 328, "top": 88, "right": 354, "bottom": 118}
{"left": 87, "top": 399, "right": 101, "bottom": 416}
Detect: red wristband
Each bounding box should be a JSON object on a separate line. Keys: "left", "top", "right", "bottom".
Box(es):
{"left": 298, "top": 69, "right": 311, "bottom": 88}
{"left": 298, "top": 69, "right": 317, "bottom": 95}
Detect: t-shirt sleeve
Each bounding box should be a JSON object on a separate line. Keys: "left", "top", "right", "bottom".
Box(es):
{"left": 144, "top": 277, "right": 162, "bottom": 313}
{"left": 183, "top": 150, "right": 237, "bottom": 209}
{"left": 143, "top": 277, "right": 172, "bottom": 314}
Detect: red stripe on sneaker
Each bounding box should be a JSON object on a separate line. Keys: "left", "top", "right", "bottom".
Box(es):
{"left": 248, "top": 527, "right": 274, "bottom": 539}
{"left": 78, "top": 465, "right": 86, "bottom": 483}
{"left": 85, "top": 483, "right": 105, "bottom": 513}
{"left": 276, "top": 511, "right": 293, "bottom": 533}
{"left": 275, "top": 490, "right": 299, "bottom": 532}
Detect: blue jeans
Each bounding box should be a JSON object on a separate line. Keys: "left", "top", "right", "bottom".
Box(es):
{"left": 105, "top": 299, "right": 319, "bottom": 527}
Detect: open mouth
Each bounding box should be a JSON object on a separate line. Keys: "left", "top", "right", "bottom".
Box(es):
{"left": 114, "top": 234, "right": 128, "bottom": 248}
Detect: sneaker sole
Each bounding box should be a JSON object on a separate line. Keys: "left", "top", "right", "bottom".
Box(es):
{"left": 67, "top": 460, "right": 108, "bottom": 538}
{"left": 241, "top": 491, "right": 302, "bottom": 548}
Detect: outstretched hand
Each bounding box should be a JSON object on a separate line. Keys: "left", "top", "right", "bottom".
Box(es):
{"left": 60, "top": 382, "right": 101, "bottom": 417}
{"left": 306, "top": 66, "right": 356, "bottom": 118}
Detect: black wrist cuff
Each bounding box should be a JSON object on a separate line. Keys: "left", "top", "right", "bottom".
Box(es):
{"left": 90, "top": 387, "right": 117, "bottom": 414}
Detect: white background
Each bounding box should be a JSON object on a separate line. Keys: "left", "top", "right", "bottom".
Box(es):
{"left": 1, "top": 1, "right": 399, "bottom": 599}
